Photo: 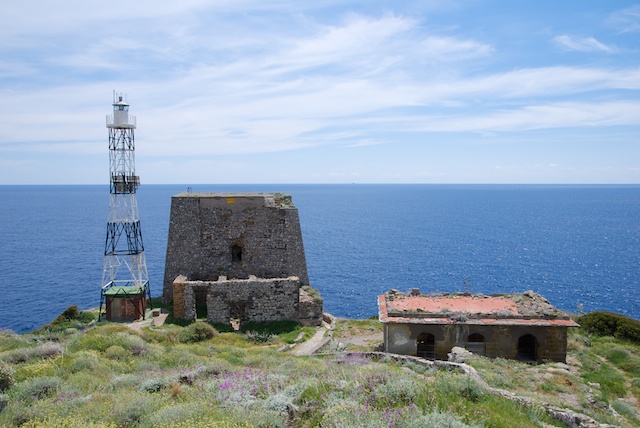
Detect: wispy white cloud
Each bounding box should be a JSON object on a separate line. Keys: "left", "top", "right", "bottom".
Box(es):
{"left": 609, "top": 4, "right": 640, "bottom": 33}
{"left": 0, "top": 1, "right": 639, "bottom": 184}
{"left": 406, "top": 101, "right": 640, "bottom": 133}
{"left": 552, "top": 35, "right": 616, "bottom": 53}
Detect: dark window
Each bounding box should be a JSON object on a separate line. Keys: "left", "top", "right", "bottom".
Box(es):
{"left": 466, "top": 333, "right": 485, "bottom": 355}
{"left": 231, "top": 245, "right": 242, "bottom": 263}
{"left": 517, "top": 334, "right": 538, "bottom": 361}
{"left": 468, "top": 333, "right": 484, "bottom": 342}
{"left": 417, "top": 332, "right": 435, "bottom": 359}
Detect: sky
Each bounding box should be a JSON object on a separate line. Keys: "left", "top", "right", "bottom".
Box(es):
{"left": 1, "top": 0, "right": 639, "bottom": 185}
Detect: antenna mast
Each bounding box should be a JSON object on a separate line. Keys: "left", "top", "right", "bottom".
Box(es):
{"left": 99, "top": 92, "right": 151, "bottom": 320}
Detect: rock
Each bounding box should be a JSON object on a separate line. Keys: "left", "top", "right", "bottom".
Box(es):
{"left": 448, "top": 346, "right": 472, "bottom": 363}
{"left": 552, "top": 362, "right": 570, "bottom": 371}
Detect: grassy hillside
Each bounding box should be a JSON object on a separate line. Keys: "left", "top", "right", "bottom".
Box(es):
{"left": 0, "top": 311, "right": 639, "bottom": 427}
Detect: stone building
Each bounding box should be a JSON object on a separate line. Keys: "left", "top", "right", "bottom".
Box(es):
{"left": 378, "top": 290, "right": 578, "bottom": 362}
{"left": 163, "top": 192, "right": 322, "bottom": 326}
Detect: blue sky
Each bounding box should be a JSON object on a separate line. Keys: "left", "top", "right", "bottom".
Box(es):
{"left": 1, "top": 0, "right": 639, "bottom": 184}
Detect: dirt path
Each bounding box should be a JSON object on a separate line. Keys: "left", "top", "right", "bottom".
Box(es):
{"left": 338, "top": 332, "right": 382, "bottom": 348}
{"left": 125, "top": 312, "right": 168, "bottom": 333}
{"left": 290, "top": 324, "right": 329, "bottom": 356}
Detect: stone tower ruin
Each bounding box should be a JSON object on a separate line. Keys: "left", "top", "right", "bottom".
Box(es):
{"left": 163, "top": 192, "right": 322, "bottom": 326}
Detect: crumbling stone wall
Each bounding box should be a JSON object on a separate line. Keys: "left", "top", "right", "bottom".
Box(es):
{"left": 173, "top": 275, "right": 301, "bottom": 324}
{"left": 299, "top": 286, "right": 323, "bottom": 327}
{"left": 163, "top": 193, "right": 309, "bottom": 301}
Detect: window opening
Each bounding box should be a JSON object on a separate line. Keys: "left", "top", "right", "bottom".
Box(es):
{"left": 231, "top": 245, "right": 242, "bottom": 263}
{"left": 466, "top": 333, "right": 485, "bottom": 355}
{"left": 417, "top": 332, "right": 435, "bottom": 359}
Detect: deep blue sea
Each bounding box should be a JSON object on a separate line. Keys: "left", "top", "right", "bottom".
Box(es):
{"left": 1, "top": 184, "right": 638, "bottom": 333}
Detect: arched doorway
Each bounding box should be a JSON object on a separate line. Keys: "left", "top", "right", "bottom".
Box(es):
{"left": 417, "top": 332, "right": 435, "bottom": 359}
{"left": 466, "top": 333, "right": 485, "bottom": 356}
{"left": 517, "top": 334, "right": 538, "bottom": 361}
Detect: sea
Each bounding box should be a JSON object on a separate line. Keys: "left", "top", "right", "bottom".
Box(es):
{"left": 0, "top": 184, "right": 638, "bottom": 333}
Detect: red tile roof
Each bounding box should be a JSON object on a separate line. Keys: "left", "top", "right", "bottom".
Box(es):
{"left": 378, "top": 291, "right": 579, "bottom": 327}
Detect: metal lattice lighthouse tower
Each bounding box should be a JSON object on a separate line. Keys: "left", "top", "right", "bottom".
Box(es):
{"left": 99, "top": 92, "right": 151, "bottom": 321}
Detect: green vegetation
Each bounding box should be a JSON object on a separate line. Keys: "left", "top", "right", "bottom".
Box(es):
{"left": 0, "top": 311, "right": 639, "bottom": 427}
{"left": 468, "top": 326, "right": 640, "bottom": 427}
{"left": 300, "top": 285, "right": 323, "bottom": 303}
{"left": 178, "top": 322, "right": 218, "bottom": 343}
{"left": 33, "top": 305, "right": 97, "bottom": 334}
{"left": 578, "top": 311, "right": 640, "bottom": 343}
{"left": 333, "top": 317, "right": 380, "bottom": 338}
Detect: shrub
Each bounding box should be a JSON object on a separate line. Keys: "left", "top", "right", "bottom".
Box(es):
{"left": 13, "top": 376, "right": 62, "bottom": 403}
{"left": 104, "top": 345, "right": 130, "bottom": 360}
{"left": 114, "top": 399, "right": 149, "bottom": 427}
{"left": 179, "top": 322, "right": 217, "bottom": 343}
{"left": 436, "top": 373, "right": 487, "bottom": 402}
{"left": 176, "top": 365, "right": 210, "bottom": 385}
{"left": 69, "top": 351, "right": 100, "bottom": 373}
{"left": 246, "top": 330, "right": 275, "bottom": 343}
{"left": 0, "top": 363, "right": 14, "bottom": 392}
{"left": 0, "top": 331, "right": 28, "bottom": 353}
{"left": 0, "top": 347, "right": 31, "bottom": 364}
{"left": 579, "top": 312, "right": 640, "bottom": 343}
{"left": 33, "top": 343, "right": 63, "bottom": 360}
{"left": 14, "top": 359, "right": 58, "bottom": 380}
{"left": 452, "top": 312, "right": 469, "bottom": 322}
{"left": 0, "top": 393, "right": 7, "bottom": 413}
{"left": 320, "top": 401, "right": 370, "bottom": 427}
{"left": 60, "top": 305, "right": 80, "bottom": 320}
{"left": 140, "top": 377, "right": 172, "bottom": 393}
{"left": 111, "top": 374, "right": 143, "bottom": 390}
{"left": 262, "top": 392, "right": 298, "bottom": 415}
{"left": 0, "top": 342, "right": 62, "bottom": 364}
{"left": 35, "top": 305, "right": 96, "bottom": 332}
{"left": 69, "top": 329, "right": 147, "bottom": 355}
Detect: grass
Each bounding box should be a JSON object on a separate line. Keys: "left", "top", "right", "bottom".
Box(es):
{"left": 468, "top": 328, "right": 640, "bottom": 426}
{"left": 332, "top": 317, "right": 382, "bottom": 338}
{"left": 1, "top": 313, "right": 639, "bottom": 427}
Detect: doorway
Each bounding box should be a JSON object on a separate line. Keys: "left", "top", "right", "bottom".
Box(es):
{"left": 417, "top": 332, "right": 435, "bottom": 359}
{"left": 517, "top": 334, "right": 538, "bottom": 361}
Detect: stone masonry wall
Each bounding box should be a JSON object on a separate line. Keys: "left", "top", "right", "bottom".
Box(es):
{"left": 386, "top": 323, "right": 570, "bottom": 362}
{"left": 163, "top": 193, "right": 309, "bottom": 302}
{"left": 173, "top": 275, "right": 300, "bottom": 324}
